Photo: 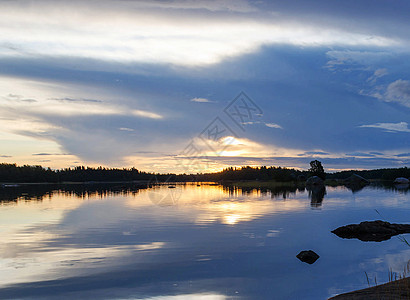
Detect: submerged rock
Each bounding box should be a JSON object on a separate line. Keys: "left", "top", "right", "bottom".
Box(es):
{"left": 306, "top": 176, "right": 324, "bottom": 186}
{"left": 332, "top": 220, "right": 410, "bottom": 242}
{"left": 296, "top": 250, "right": 320, "bottom": 264}
{"left": 394, "top": 177, "right": 409, "bottom": 184}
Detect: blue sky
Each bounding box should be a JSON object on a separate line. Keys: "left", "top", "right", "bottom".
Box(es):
{"left": 0, "top": 0, "right": 409, "bottom": 172}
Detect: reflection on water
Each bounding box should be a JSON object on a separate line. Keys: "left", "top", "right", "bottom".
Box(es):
{"left": 308, "top": 185, "right": 326, "bottom": 208}
{"left": 0, "top": 182, "right": 409, "bottom": 299}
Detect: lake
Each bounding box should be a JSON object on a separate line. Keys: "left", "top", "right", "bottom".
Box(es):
{"left": 0, "top": 183, "right": 409, "bottom": 299}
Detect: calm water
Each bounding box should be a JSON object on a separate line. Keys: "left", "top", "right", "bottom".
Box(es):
{"left": 0, "top": 183, "right": 409, "bottom": 299}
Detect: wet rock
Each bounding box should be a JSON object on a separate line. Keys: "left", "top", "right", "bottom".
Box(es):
{"left": 296, "top": 250, "right": 320, "bottom": 264}
{"left": 394, "top": 177, "right": 409, "bottom": 184}
{"left": 332, "top": 220, "right": 410, "bottom": 242}
{"left": 306, "top": 176, "right": 324, "bottom": 186}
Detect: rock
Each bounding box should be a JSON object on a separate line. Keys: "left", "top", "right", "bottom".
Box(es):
{"left": 343, "top": 174, "right": 369, "bottom": 185}
{"left": 343, "top": 174, "right": 369, "bottom": 192}
{"left": 332, "top": 220, "right": 410, "bottom": 242}
{"left": 296, "top": 250, "right": 320, "bottom": 264}
{"left": 306, "top": 176, "right": 324, "bottom": 186}
{"left": 329, "top": 277, "right": 410, "bottom": 299}
{"left": 394, "top": 177, "right": 409, "bottom": 184}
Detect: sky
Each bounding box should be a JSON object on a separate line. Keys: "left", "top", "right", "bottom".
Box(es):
{"left": 0, "top": 0, "right": 409, "bottom": 173}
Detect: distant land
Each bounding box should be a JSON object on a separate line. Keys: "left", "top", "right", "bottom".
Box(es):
{"left": 0, "top": 163, "right": 409, "bottom": 184}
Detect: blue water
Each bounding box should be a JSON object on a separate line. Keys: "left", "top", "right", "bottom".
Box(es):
{"left": 0, "top": 183, "right": 409, "bottom": 299}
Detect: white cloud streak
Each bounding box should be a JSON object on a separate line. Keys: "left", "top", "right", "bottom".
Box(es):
{"left": 191, "top": 97, "right": 214, "bottom": 103}
{"left": 359, "top": 122, "right": 410, "bottom": 133}
{"left": 265, "top": 123, "right": 283, "bottom": 129}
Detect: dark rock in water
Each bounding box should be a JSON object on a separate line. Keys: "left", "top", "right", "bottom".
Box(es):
{"left": 394, "top": 177, "right": 409, "bottom": 184}
{"left": 343, "top": 173, "right": 369, "bottom": 184}
{"left": 343, "top": 174, "right": 369, "bottom": 192}
{"left": 332, "top": 220, "right": 410, "bottom": 242}
{"left": 306, "top": 176, "right": 324, "bottom": 186}
{"left": 296, "top": 250, "right": 320, "bottom": 264}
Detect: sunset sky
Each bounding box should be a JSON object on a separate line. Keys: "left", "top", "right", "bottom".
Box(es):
{"left": 0, "top": 0, "right": 409, "bottom": 173}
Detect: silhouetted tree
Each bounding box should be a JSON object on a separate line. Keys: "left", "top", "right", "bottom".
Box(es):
{"left": 308, "top": 160, "right": 326, "bottom": 180}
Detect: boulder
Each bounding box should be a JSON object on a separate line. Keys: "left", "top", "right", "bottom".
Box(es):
{"left": 394, "top": 177, "right": 409, "bottom": 184}
{"left": 343, "top": 174, "right": 369, "bottom": 192}
{"left": 332, "top": 220, "right": 410, "bottom": 242}
{"left": 296, "top": 250, "right": 320, "bottom": 264}
{"left": 306, "top": 176, "right": 324, "bottom": 186}
{"left": 343, "top": 174, "right": 369, "bottom": 185}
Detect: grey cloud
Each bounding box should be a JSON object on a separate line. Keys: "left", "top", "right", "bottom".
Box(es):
{"left": 49, "top": 97, "right": 103, "bottom": 103}
{"left": 32, "top": 153, "right": 71, "bottom": 156}
{"left": 2, "top": 94, "right": 37, "bottom": 103}
{"left": 385, "top": 79, "right": 410, "bottom": 107}
{"left": 395, "top": 153, "right": 410, "bottom": 157}
{"left": 345, "top": 152, "right": 376, "bottom": 157}
{"left": 298, "top": 151, "right": 329, "bottom": 156}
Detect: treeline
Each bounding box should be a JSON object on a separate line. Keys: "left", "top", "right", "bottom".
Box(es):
{"left": 0, "top": 163, "right": 165, "bottom": 183}
{"left": 327, "top": 167, "right": 410, "bottom": 181}
{"left": 0, "top": 163, "right": 408, "bottom": 183}
{"left": 0, "top": 164, "right": 307, "bottom": 183}
{"left": 198, "top": 166, "right": 307, "bottom": 182}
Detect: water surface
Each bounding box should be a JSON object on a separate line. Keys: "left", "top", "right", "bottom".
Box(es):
{"left": 0, "top": 183, "right": 409, "bottom": 299}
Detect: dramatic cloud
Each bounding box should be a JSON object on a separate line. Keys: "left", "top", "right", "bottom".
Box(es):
{"left": 0, "top": 0, "right": 401, "bottom": 68}
{"left": 0, "top": 0, "right": 409, "bottom": 171}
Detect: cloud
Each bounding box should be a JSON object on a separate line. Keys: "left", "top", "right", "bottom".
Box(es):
{"left": 265, "top": 123, "right": 283, "bottom": 129}
{"left": 298, "top": 151, "right": 329, "bottom": 156}
{"left": 0, "top": 76, "right": 164, "bottom": 119}
{"left": 0, "top": 1, "right": 400, "bottom": 68}
{"left": 359, "top": 122, "right": 410, "bottom": 133}
{"left": 325, "top": 50, "right": 392, "bottom": 70}
{"left": 133, "top": 0, "right": 258, "bottom": 13}
{"left": 367, "top": 68, "right": 388, "bottom": 84}
{"left": 385, "top": 79, "right": 410, "bottom": 107}
{"left": 191, "top": 98, "right": 214, "bottom": 103}
{"left": 49, "top": 97, "right": 103, "bottom": 103}
{"left": 32, "top": 153, "right": 70, "bottom": 156}
{"left": 118, "top": 127, "right": 134, "bottom": 132}
{"left": 131, "top": 110, "right": 163, "bottom": 119}
{"left": 395, "top": 153, "right": 410, "bottom": 157}
{"left": 345, "top": 152, "right": 376, "bottom": 157}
